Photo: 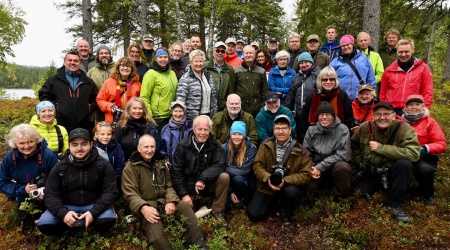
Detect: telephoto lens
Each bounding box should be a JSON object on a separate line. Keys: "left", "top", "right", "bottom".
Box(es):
{"left": 270, "top": 167, "right": 285, "bottom": 186}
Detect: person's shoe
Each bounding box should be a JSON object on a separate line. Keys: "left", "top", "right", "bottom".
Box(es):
{"left": 423, "top": 197, "right": 434, "bottom": 206}
{"left": 281, "top": 206, "right": 293, "bottom": 224}
{"left": 388, "top": 207, "right": 412, "bottom": 223}
{"left": 211, "top": 211, "right": 228, "bottom": 228}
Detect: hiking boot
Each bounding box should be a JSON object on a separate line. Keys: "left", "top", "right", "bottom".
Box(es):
{"left": 211, "top": 211, "right": 228, "bottom": 228}
{"left": 281, "top": 206, "right": 293, "bottom": 224}
{"left": 388, "top": 207, "right": 412, "bottom": 223}
{"left": 423, "top": 197, "right": 434, "bottom": 206}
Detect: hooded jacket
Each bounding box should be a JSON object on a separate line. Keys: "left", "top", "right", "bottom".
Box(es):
{"left": 221, "top": 137, "right": 257, "bottom": 178}
{"left": 255, "top": 105, "right": 296, "bottom": 144}
{"left": 30, "top": 115, "right": 69, "bottom": 153}
{"left": 44, "top": 148, "right": 117, "bottom": 220}
{"left": 38, "top": 66, "right": 98, "bottom": 132}
{"left": 211, "top": 108, "right": 259, "bottom": 145}
{"left": 160, "top": 118, "right": 193, "bottom": 163}
{"left": 285, "top": 66, "right": 321, "bottom": 117}
{"left": 0, "top": 140, "right": 58, "bottom": 204}
{"left": 268, "top": 66, "right": 296, "bottom": 104}
{"left": 204, "top": 60, "right": 236, "bottom": 111}
{"left": 319, "top": 40, "right": 341, "bottom": 61}
{"left": 379, "top": 59, "right": 433, "bottom": 109}
{"left": 140, "top": 61, "right": 178, "bottom": 119}
{"left": 93, "top": 139, "right": 126, "bottom": 179}
{"left": 224, "top": 52, "right": 243, "bottom": 68}
{"left": 303, "top": 117, "right": 350, "bottom": 172}
{"left": 235, "top": 61, "right": 269, "bottom": 115}
{"left": 403, "top": 115, "right": 446, "bottom": 155}
{"left": 87, "top": 61, "right": 115, "bottom": 90}
{"left": 351, "top": 99, "right": 375, "bottom": 123}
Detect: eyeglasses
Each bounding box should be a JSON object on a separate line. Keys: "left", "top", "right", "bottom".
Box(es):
{"left": 274, "top": 127, "right": 290, "bottom": 132}
{"left": 318, "top": 113, "right": 333, "bottom": 118}
{"left": 66, "top": 59, "right": 80, "bottom": 63}
{"left": 321, "top": 78, "right": 336, "bottom": 82}
{"left": 129, "top": 50, "right": 140, "bottom": 54}
{"left": 119, "top": 64, "right": 133, "bottom": 68}
{"left": 215, "top": 49, "right": 226, "bottom": 54}
{"left": 373, "top": 112, "right": 394, "bottom": 117}
{"left": 257, "top": 56, "right": 265, "bottom": 59}
{"left": 172, "top": 49, "right": 183, "bottom": 54}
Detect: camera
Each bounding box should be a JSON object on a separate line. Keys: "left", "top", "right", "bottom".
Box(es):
{"left": 376, "top": 167, "right": 389, "bottom": 189}
{"left": 353, "top": 163, "right": 368, "bottom": 182}
{"left": 32, "top": 173, "right": 47, "bottom": 188}
{"left": 353, "top": 118, "right": 361, "bottom": 127}
{"left": 270, "top": 164, "right": 286, "bottom": 186}
{"left": 73, "top": 211, "right": 87, "bottom": 238}
{"left": 112, "top": 107, "right": 124, "bottom": 126}
{"left": 30, "top": 187, "right": 45, "bottom": 199}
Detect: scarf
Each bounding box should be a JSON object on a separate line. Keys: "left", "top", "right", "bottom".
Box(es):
{"left": 168, "top": 116, "right": 187, "bottom": 129}
{"left": 122, "top": 117, "right": 147, "bottom": 136}
{"left": 308, "top": 88, "right": 344, "bottom": 124}
{"left": 150, "top": 60, "right": 170, "bottom": 72}
{"left": 115, "top": 79, "right": 131, "bottom": 109}
{"left": 300, "top": 65, "right": 314, "bottom": 75}
{"left": 398, "top": 57, "right": 415, "bottom": 72}
{"left": 402, "top": 110, "right": 425, "bottom": 124}
{"left": 341, "top": 49, "right": 356, "bottom": 60}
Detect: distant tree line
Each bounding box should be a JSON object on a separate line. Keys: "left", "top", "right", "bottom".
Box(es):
{"left": 0, "top": 64, "right": 49, "bottom": 89}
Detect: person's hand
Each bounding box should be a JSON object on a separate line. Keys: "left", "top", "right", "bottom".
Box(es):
{"left": 165, "top": 202, "right": 176, "bottom": 215}
{"left": 63, "top": 211, "right": 79, "bottom": 227}
{"left": 311, "top": 166, "right": 321, "bottom": 179}
{"left": 78, "top": 211, "right": 94, "bottom": 228}
{"left": 182, "top": 195, "right": 193, "bottom": 207}
{"left": 267, "top": 177, "right": 282, "bottom": 191}
{"left": 140, "top": 205, "right": 160, "bottom": 223}
{"left": 230, "top": 193, "right": 239, "bottom": 203}
{"left": 110, "top": 104, "right": 119, "bottom": 113}
{"left": 25, "top": 183, "right": 37, "bottom": 194}
{"left": 195, "top": 181, "right": 205, "bottom": 194}
{"left": 350, "top": 126, "right": 359, "bottom": 133}
{"left": 369, "top": 141, "right": 380, "bottom": 151}
{"left": 164, "top": 161, "right": 172, "bottom": 168}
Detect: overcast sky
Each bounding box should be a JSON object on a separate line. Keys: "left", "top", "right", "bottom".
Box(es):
{"left": 8, "top": 0, "right": 297, "bottom": 67}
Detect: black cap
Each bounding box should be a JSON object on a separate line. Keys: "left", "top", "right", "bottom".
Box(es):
{"left": 317, "top": 102, "right": 335, "bottom": 116}
{"left": 265, "top": 91, "right": 280, "bottom": 102}
{"left": 373, "top": 102, "right": 394, "bottom": 111}
{"left": 269, "top": 37, "right": 278, "bottom": 43}
{"left": 69, "top": 128, "right": 91, "bottom": 142}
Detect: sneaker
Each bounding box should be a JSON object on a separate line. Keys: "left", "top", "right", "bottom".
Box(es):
{"left": 211, "top": 211, "right": 228, "bottom": 228}
{"left": 423, "top": 198, "right": 434, "bottom": 206}
{"left": 388, "top": 207, "right": 412, "bottom": 223}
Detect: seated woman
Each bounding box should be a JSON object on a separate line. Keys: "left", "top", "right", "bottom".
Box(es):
{"left": 303, "top": 102, "right": 352, "bottom": 200}
{"left": 221, "top": 121, "right": 257, "bottom": 205}
{"left": 267, "top": 50, "right": 296, "bottom": 105}
{"left": 160, "top": 101, "right": 192, "bottom": 165}
{"left": 114, "top": 97, "right": 161, "bottom": 160}
{"left": 351, "top": 84, "right": 376, "bottom": 133}
{"left": 402, "top": 95, "right": 446, "bottom": 205}
{"left": 30, "top": 101, "right": 69, "bottom": 155}
{"left": 0, "top": 124, "right": 58, "bottom": 225}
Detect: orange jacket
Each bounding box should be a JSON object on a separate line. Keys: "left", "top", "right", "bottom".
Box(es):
{"left": 351, "top": 99, "right": 374, "bottom": 123}
{"left": 224, "top": 52, "right": 243, "bottom": 68}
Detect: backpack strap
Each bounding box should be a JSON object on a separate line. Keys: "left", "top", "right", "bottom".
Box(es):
{"left": 54, "top": 125, "right": 64, "bottom": 153}
{"left": 282, "top": 139, "right": 298, "bottom": 167}
{"left": 387, "top": 122, "right": 403, "bottom": 145}
{"left": 343, "top": 57, "right": 365, "bottom": 85}
{"left": 58, "top": 157, "right": 105, "bottom": 195}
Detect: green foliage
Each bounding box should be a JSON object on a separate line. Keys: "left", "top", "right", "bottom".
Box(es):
{"left": 32, "top": 62, "right": 57, "bottom": 98}
{"left": 0, "top": 63, "right": 48, "bottom": 89}
{"left": 0, "top": 0, "right": 27, "bottom": 64}
{"left": 19, "top": 198, "right": 42, "bottom": 215}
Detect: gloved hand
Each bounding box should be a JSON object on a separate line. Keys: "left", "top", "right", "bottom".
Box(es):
{"left": 420, "top": 146, "right": 427, "bottom": 159}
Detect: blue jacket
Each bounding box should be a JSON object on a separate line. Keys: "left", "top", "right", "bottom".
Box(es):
{"left": 268, "top": 66, "right": 296, "bottom": 105}
{"left": 255, "top": 105, "right": 296, "bottom": 144}
{"left": 94, "top": 139, "right": 125, "bottom": 180}
{"left": 221, "top": 137, "right": 257, "bottom": 177}
{"left": 160, "top": 119, "right": 193, "bottom": 163}
{"left": 330, "top": 50, "right": 376, "bottom": 100}
{"left": 319, "top": 40, "right": 341, "bottom": 61}
{"left": 0, "top": 139, "right": 58, "bottom": 204}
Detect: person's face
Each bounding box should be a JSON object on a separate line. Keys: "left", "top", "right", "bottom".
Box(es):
{"left": 77, "top": 41, "right": 90, "bottom": 58}
{"left": 119, "top": 62, "right": 133, "bottom": 78}
{"left": 190, "top": 37, "right": 202, "bottom": 50}
{"left": 98, "top": 49, "right": 111, "bottom": 64}
{"left": 299, "top": 61, "right": 313, "bottom": 71}
{"left": 386, "top": 34, "right": 399, "bottom": 48}
{"left": 183, "top": 41, "right": 191, "bottom": 52}
{"left": 226, "top": 96, "right": 241, "bottom": 116}
{"left": 236, "top": 42, "right": 244, "bottom": 51}
{"left": 190, "top": 56, "right": 204, "bottom": 74}
{"left": 226, "top": 43, "right": 236, "bottom": 55}
{"left": 129, "top": 47, "right": 141, "bottom": 61}
{"left": 170, "top": 45, "right": 183, "bottom": 59}
{"left": 142, "top": 40, "right": 154, "bottom": 50}
{"left": 326, "top": 28, "right": 337, "bottom": 42}
{"left": 231, "top": 132, "right": 244, "bottom": 147}
{"left": 289, "top": 36, "right": 300, "bottom": 51}
{"left": 257, "top": 52, "right": 266, "bottom": 65}
{"left": 397, "top": 44, "right": 413, "bottom": 62}
{"left": 321, "top": 76, "right": 336, "bottom": 91}
{"left": 64, "top": 54, "right": 81, "bottom": 74}
{"left": 95, "top": 126, "right": 113, "bottom": 145}
{"left": 214, "top": 46, "right": 226, "bottom": 62}
{"left": 138, "top": 137, "right": 156, "bottom": 162}
{"left": 373, "top": 107, "right": 395, "bottom": 129}
{"left": 318, "top": 113, "right": 334, "bottom": 128}
{"left": 193, "top": 118, "right": 210, "bottom": 143}
{"left": 266, "top": 100, "right": 280, "bottom": 114}
{"left": 129, "top": 101, "right": 144, "bottom": 119}
{"left": 156, "top": 55, "right": 169, "bottom": 67}
{"left": 341, "top": 43, "right": 354, "bottom": 55}
{"left": 243, "top": 47, "right": 255, "bottom": 63}
{"left": 16, "top": 136, "right": 37, "bottom": 156}
{"left": 357, "top": 34, "right": 370, "bottom": 50}
{"left": 69, "top": 138, "right": 92, "bottom": 161}
{"left": 307, "top": 40, "right": 319, "bottom": 52}
{"left": 39, "top": 107, "right": 55, "bottom": 124}
{"left": 277, "top": 57, "right": 288, "bottom": 68}
{"left": 274, "top": 122, "right": 291, "bottom": 144}
{"left": 269, "top": 41, "right": 278, "bottom": 50}
{"left": 357, "top": 89, "right": 374, "bottom": 104}
{"left": 172, "top": 107, "right": 185, "bottom": 122}
{"left": 405, "top": 101, "right": 424, "bottom": 115}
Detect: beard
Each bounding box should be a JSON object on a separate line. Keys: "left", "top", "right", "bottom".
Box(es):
{"left": 227, "top": 107, "right": 241, "bottom": 116}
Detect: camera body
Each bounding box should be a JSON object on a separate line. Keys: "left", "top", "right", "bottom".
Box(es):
{"left": 73, "top": 211, "right": 87, "bottom": 237}
{"left": 270, "top": 164, "right": 286, "bottom": 186}
{"left": 353, "top": 118, "right": 361, "bottom": 127}
{"left": 376, "top": 167, "right": 390, "bottom": 189}
{"left": 30, "top": 173, "right": 47, "bottom": 199}
{"left": 112, "top": 107, "right": 124, "bottom": 126}
{"left": 30, "top": 187, "right": 45, "bottom": 199}
{"left": 353, "top": 162, "right": 368, "bottom": 182}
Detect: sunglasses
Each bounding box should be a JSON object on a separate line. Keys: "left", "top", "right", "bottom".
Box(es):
{"left": 215, "top": 49, "right": 226, "bottom": 54}
{"left": 321, "top": 78, "right": 336, "bottom": 82}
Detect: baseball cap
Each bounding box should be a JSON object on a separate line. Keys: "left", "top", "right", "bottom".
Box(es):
{"left": 265, "top": 91, "right": 280, "bottom": 102}
{"left": 269, "top": 38, "right": 278, "bottom": 43}
{"left": 69, "top": 128, "right": 91, "bottom": 142}
{"left": 170, "top": 100, "right": 187, "bottom": 111}
{"left": 142, "top": 34, "right": 154, "bottom": 41}
{"left": 213, "top": 41, "right": 226, "bottom": 48}
{"left": 373, "top": 102, "right": 394, "bottom": 111}
{"left": 225, "top": 38, "right": 236, "bottom": 45}
{"left": 236, "top": 39, "right": 245, "bottom": 44}
{"left": 358, "top": 84, "right": 374, "bottom": 93}
{"left": 307, "top": 34, "right": 320, "bottom": 42}
{"left": 405, "top": 95, "right": 424, "bottom": 105}
{"left": 250, "top": 41, "right": 259, "bottom": 48}
{"left": 274, "top": 114, "right": 291, "bottom": 125}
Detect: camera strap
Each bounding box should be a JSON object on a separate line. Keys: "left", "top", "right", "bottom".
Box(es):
{"left": 282, "top": 139, "right": 297, "bottom": 167}
{"left": 54, "top": 125, "right": 64, "bottom": 153}
{"left": 343, "top": 57, "right": 365, "bottom": 85}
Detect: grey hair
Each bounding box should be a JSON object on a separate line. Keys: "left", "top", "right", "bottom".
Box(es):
{"left": 193, "top": 115, "right": 213, "bottom": 129}
{"left": 6, "top": 124, "right": 43, "bottom": 149}
{"left": 275, "top": 50, "right": 290, "bottom": 61}
{"left": 288, "top": 32, "right": 301, "bottom": 41}
{"left": 189, "top": 49, "right": 205, "bottom": 62}
{"left": 316, "top": 66, "right": 340, "bottom": 91}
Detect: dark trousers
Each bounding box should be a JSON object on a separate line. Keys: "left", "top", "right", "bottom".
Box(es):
{"left": 305, "top": 161, "right": 352, "bottom": 198}
{"left": 230, "top": 174, "right": 255, "bottom": 203}
{"left": 247, "top": 185, "right": 301, "bottom": 222}
{"left": 413, "top": 160, "right": 437, "bottom": 198}
{"left": 353, "top": 158, "right": 414, "bottom": 208}
{"left": 155, "top": 117, "right": 170, "bottom": 135}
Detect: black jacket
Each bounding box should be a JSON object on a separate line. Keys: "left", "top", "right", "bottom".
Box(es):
{"left": 170, "top": 132, "right": 226, "bottom": 197}
{"left": 38, "top": 66, "right": 98, "bottom": 133}
{"left": 44, "top": 148, "right": 118, "bottom": 220}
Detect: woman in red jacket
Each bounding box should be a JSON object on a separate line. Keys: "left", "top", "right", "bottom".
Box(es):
{"left": 350, "top": 84, "right": 375, "bottom": 133}
{"left": 96, "top": 57, "right": 141, "bottom": 124}
{"left": 402, "top": 95, "right": 446, "bottom": 205}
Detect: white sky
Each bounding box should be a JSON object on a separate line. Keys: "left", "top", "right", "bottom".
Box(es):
{"left": 8, "top": 0, "right": 297, "bottom": 67}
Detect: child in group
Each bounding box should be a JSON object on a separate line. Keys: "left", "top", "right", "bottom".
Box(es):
{"left": 93, "top": 122, "right": 126, "bottom": 190}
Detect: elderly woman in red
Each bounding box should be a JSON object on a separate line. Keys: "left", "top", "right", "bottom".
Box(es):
{"left": 402, "top": 95, "right": 446, "bottom": 205}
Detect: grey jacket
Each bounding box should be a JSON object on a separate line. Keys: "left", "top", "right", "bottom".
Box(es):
{"left": 285, "top": 66, "right": 321, "bottom": 117}
{"left": 303, "top": 116, "right": 350, "bottom": 172}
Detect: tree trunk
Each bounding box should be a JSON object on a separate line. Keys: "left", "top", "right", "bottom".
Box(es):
{"left": 159, "top": 3, "right": 168, "bottom": 47}
{"left": 363, "top": 0, "right": 380, "bottom": 52}
{"left": 82, "top": 0, "right": 93, "bottom": 48}
{"left": 442, "top": 33, "right": 450, "bottom": 83}
{"left": 140, "top": 0, "right": 148, "bottom": 36}
{"left": 198, "top": 0, "right": 206, "bottom": 52}
{"left": 174, "top": 0, "right": 182, "bottom": 42}
{"left": 208, "top": 2, "right": 215, "bottom": 59}
{"left": 426, "top": 20, "right": 436, "bottom": 65}
{"left": 122, "top": 4, "right": 130, "bottom": 56}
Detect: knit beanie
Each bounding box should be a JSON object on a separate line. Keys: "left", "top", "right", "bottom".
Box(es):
{"left": 36, "top": 101, "right": 55, "bottom": 114}
{"left": 340, "top": 35, "right": 355, "bottom": 46}
{"left": 230, "top": 121, "right": 246, "bottom": 136}
{"left": 298, "top": 52, "right": 314, "bottom": 63}
{"left": 317, "top": 102, "right": 335, "bottom": 117}
{"left": 155, "top": 48, "right": 169, "bottom": 57}
{"left": 96, "top": 44, "right": 111, "bottom": 55}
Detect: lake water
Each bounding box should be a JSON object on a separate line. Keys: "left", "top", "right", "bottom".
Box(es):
{"left": 1, "top": 89, "right": 36, "bottom": 100}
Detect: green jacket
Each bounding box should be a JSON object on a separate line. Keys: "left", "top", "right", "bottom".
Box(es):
{"left": 29, "top": 114, "right": 69, "bottom": 154}
{"left": 293, "top": 51, "right": 330, "bottom": 72}
{"left": 140, "top": 68, "right": 178, "bottom": 119}
{"left": 204, "top": 61, "right": 236, "bottom": 111}
{"left": 87, "top": 62, "right": 115, "bottom": 89}
{"left": 253, "top": 138, "right": 311, "bottom": 196}
{"left": 121, "top": 152, "right": 180, "bottom": 216}
{"left": 211, "top": 108, "right": 259, "bottom": 145}
{"left": 361, "top": 48, "right": 384, "bottom": 84}
{"left": 379, "top": 45, "right": 397, "bottom": 69}
{"left": 351, "top": 120, "right": 420, "bottom": 169}
{"left": 234, "top": 62, "right": 268, "bottom": 115}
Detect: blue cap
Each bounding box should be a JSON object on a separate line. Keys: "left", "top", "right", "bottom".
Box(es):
{"left": 155, "top": 48, "right": 168, "bottom": 57}
{"left": 230, "top": 121, "right": 246, "bottom": 136}
{"left": 36, "top": 101, "right": 55, "bottom": 114}
{"left": 298, "top": 52, "right": 313, "bottom": 63}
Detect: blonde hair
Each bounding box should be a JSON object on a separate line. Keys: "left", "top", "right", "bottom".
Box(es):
{"left": 93, "top": 121, "right": 114, "bottom": 141}
{"left": 189, "top": 49, "right": 205, "bottom": 62}
{"left": 118, "top": 97, "right": 157, "bottom": 127}
{"left": 384, "top": 29, "right": 402, "bottom": 42}
{"left": 316, "top": 66, "right": 340, "bottom": 91}
{"left": 6, "top": 124, "right": 42, "bottom": 149}
{"left": 227, "top": 138, "right": 247, "bottom": 167}
{"left": 396, "top": 39, "right": 414, "bottom": 50}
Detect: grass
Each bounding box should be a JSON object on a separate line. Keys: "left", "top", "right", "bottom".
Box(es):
{"left": 1, "top": 97, "right": 450, "bottom": 249}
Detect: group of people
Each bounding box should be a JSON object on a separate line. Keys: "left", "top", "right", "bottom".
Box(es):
{"left": 0, "top": 26, "right": 445, "bottom": 249}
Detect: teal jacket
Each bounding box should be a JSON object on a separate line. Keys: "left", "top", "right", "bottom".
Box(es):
{"left": 255, "top": 105, "right": 296, "bottom": 144}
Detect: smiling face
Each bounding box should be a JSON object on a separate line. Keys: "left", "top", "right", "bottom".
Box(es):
{"left": 266, "top": 100, "right": 280, "bottom": 114}
{"left": 318, "top": 113, "right": 334, "bottom": 128}
{"left": 226, "top": 94, "right": 241, "bottom": 117}
{"left": 64, "top": 53, "right": 81, "bottom": 74}
{"left": 214, "top": 45, "right": 226, "bottom": 62}
{"left": 138, "top": 136, "right": 156, "bottom": 162}
{"left": 193, "top": 117, "right": 210, "bottom": 143}
{"left": 95, "top": 126, "right": 113, "bottom": 145}
{"left": 257, "top": 52, "right": 266, "bottom": 65}
{"left": 170, "top": 44, "right": 183, "bottom": 59}
{"left": 98, "top": 49, "right": 111, "bottom": 64}
{"left": 171, "top": 107, "right": 185, "bottom": 122}
{"left": 397, "top": 44, "right": 413, "bottom": 62}
{"left": 231, "top": 132, "right": 244, "bottom": 147}
{"left": 307, "top": 40, "right": 319, "bottom": 52}
{"left": 340, "top": 43, "right": 354, "bottom": 55}
{"left": 129, "top": 101, "right": 144, "bottom": 119}
{"left": 39, "top": 107, "right": 55, "bottom": 124}
{"left": 69, "top": 137, "right": 92, "bottom": 161}
{"left": 16, "top": 136, "right": 37, "bottom": 156}
{"left": 274, "top": 122, "right": 291, "bottom": 145}
{"left": 243, "top": 46, "right": 255, "bottom": 64}
{"left": 299, "top": 60, "right": 313, "bottom": 71}
{"left": 128, "top": 46, "right": 141, "bottom": 61}
{"left": 190, "top": 55, "right": 204, "bottom": 74}
{"left": 405, "top": 101, "right": 424, "bottom": 115}
{"left": 119, "top": 63, "right": 132, "bottom": 79}
{"left": 357, "top": 89, "right": 374, "bottom": 104}
{"left": 321, "top": 76, "right": 336, "bottom": 91}
{"left": 386, "top": 33, "right": 399, "bottom": 48}
{"left": 77, "top": 40, "right": 90, "bottom": 59}
{"left": 190, "top": 36, "right": 202, "bottom": 50}
{"left": 226, "top": 43, "right": 236, "bottom": 55}
{"left": 373, "top": 107, "right": 395, "bottom": 129}
{"left": 156, "top": 55, "right": 169, "bottom": 67}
